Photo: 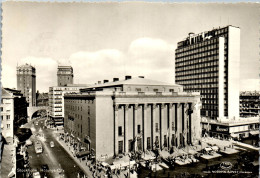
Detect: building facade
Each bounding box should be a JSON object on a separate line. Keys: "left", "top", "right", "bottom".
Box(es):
{"left": 48, "top": 84, "right": 89, "bottom": 126}
{"left": 16, "top": 64, "right": 36, "bottom": 107}
{"left": 36, "top": 91, "right": 49, "bottom": 107}
{"left": 1, "top": 88, "right": 27, "bottom": 144}
{"left": 57, "top": 66, "right": 74, "bottom": 87}
{"left": 240, "top": 91, "right": 260, "bottom": 117}
{"left": 175, "top": 25, "right": 240, "bottom": 120}
{"left": 64, "top": 77, "right": 201, "bottom": 159}
{"left": 201, "top": 117, "right": 259, "bottom": 139}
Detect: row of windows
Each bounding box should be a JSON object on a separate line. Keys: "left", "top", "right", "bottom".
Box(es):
{"left": 176, "top": 61, "right": 219, "bottom": 71}
{"left": 176, "top": 50, "right": 223, "bottom": 64}
{"left": 201, "top": 110, "right": 218, "bottom": 117}
{"left": 118, "top": 121, "right": 184, "bottom": 137}
{"left": 178, "top": 77, "right": 218, "bottom": 84}
{"left": 201, "top": 94, "right": 218, "bottom": 99}
{"left": 1, "top": 115, "right": 10, "bottom": 120}
{"left": 118, "top": 125, "right": 143, "bottom": 136}
{"left": 176, "top": 59, "right": 219, "bottom": 69}
{"left": 176, "top": 38, "right": 220, "bottom": 53}
{"left": 202, "top": 100, "right": 218, "bottom": 104}
{"left": 176, "top": 44, "right": 219, "bottom": 58}
{"left": 66, "top": 105, "right": 84, "bottom": 112}
{"left": 176, "top": 73, "right": 219, "bottom": 80}
{"left": 66, "top": 99, "right": 94, "bottom": 104}
{"left": 185, "top": 88, "right": 219, "bottom": 94}
{"left": 176, "top": 48, "right": 220, "bottom": 59}
{"left": 176, "top": 67, "right": 219, "bottom": 78}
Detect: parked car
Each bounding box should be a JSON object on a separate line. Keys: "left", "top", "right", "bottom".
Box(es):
{"left": 50, "top": 141, "right": 55, "bottom": 148}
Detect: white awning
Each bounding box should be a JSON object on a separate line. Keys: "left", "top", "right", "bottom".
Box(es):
{"left": 204, "top": 147, "right": 212, "bottom": 152}
{"left": 188, "top": 149, "right": 197, "bottom": 154}
{"left": 101, "top": 162, "right": 109, "bottom": 167}
{"left": 130, "top": 160, "right": 136, "bottom": 165}
{"left": 211, "top": 146, "right": 219, "bottom": 151}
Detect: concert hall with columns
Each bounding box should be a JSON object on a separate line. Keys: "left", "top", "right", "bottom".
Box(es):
{"left": 63, "top": 76, "right": 201, "bottom": 159}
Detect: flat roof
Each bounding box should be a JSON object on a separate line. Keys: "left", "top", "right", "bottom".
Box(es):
{"left": 85, "top": 77, "right": 182, "bottom": 89}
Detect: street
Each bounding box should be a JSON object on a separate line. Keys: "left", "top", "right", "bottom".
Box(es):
{"left": 24, "top": 118, "right": 84, "bottom": 178}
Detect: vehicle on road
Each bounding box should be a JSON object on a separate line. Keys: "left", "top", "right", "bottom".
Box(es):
{"left": 32, "top": 171, "right": 41, "bottom": 178}
{"left": 41, "top": 164, "right": 49, "bottom": 172}
{"left": 35, "top": 121, "right": 38, "bottom": 126}
{"left": 50, "top": 141, "right": 55, "bottom": 148}
{"left": 25, "top": 139, "right": 33, "bottom": 146}
{"left": 34, "top": 141, "right": 43, "bottom": 153}
{"left": 59, "top": 172, "right": 65, "bottom": 178}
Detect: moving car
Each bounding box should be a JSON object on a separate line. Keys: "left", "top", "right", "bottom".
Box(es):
{"left": 41, "top": 164, "right": 49, "bottom": 172}
{"left": 35, "top": 141, "right": 43, "bottom": 153}
{"left": 50, "top": 141, "right": 55, "bottom": 148}
{"left": 32, "top": 172, "right": 41, "bottom": 178}
{"left": 25, "top": 139, "right": 33, "bottom": 146}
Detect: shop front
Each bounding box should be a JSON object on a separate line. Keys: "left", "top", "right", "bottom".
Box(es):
{"left": 209, "top": 124, "right": 230, "bottom": 139}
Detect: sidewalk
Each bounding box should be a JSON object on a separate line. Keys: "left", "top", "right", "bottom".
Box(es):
{"left": 52, "top": 131, "right": 92, "bottom": 177}
{"left": 53, "top": 131, "right": 137, "bottom": 178}
{"left": 1, "top": 144, "right": 16, "bottom": 177}
{"left": 232, "top": 140, "right": 260, "bottom": 151}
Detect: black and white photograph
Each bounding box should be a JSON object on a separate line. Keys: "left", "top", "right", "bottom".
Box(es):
{"left": 1, "top": 2, "right": 259, "bottom": 178}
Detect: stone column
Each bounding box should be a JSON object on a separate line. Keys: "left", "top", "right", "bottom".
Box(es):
{"left": 114, "top": 104, "right": 119, "bottom": 156}
{"left": 160, "top": 104, "right": 165, "bottom": 149}
{"left": 143, "top": 104, "right": 148, "bottom": 152}
{"left": 152, "top": 103, "right": 157, "bottom": 150}
{"left": 183, "top": 103, "right": 189, "bottom": 146}
{"left": 169, "top": 103, "right": 173, "bottom": 148}
{"left": 133, "top": 104, "right": 138, "bottom": 151}
{"left": 177, "top": 103, "right": 182, "bottom": 147}
{"left": 124, "top": 104, "right": 129, "bottom": 153}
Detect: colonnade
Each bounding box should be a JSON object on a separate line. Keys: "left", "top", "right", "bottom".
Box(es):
{"left": 114, "top": 102, "right": 194, "bottom": 156}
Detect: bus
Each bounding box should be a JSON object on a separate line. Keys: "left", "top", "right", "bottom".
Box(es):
{"left": 35, "top": 141, "right": 43, "bottom": 154}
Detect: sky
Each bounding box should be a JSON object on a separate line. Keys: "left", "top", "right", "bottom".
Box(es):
{"left": 2, "top": 2, "right": 260, "bottom": 92}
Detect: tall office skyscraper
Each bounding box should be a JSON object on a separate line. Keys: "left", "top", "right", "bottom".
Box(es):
{"left": 57, "top": 66, "right": 74, "bottom": 86}
{"left": 175, "top": 25, "right": 240, "bottom": 120}
{"left": 17, "top": 63, "right": 36, "bottom": 106}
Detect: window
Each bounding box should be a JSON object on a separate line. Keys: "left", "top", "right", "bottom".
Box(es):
{"left": 1, "top": 116, "right": 3, "bottom": 120}
{"left": 0, "top": 107, "right": 3, "bottom": 111}
{"left": 7, "top": 124, "right": 10, "bottom": 129}
{"left": 155, "top": 123, "right": 159, "bottom": 132}
{"left": 6, "top": 115, "right": 10, "bottom": 120}
{"left": 137, "top": 125, "right": 141, "bottom": 134}
{"left": 153, "top": 89, "right": 158, "bottom": 92}
{"left": 118, "top": 126, "right": 122, "bottom": 136}
{"left": 135, "top": 88, "right": 141, "bottom": 92}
